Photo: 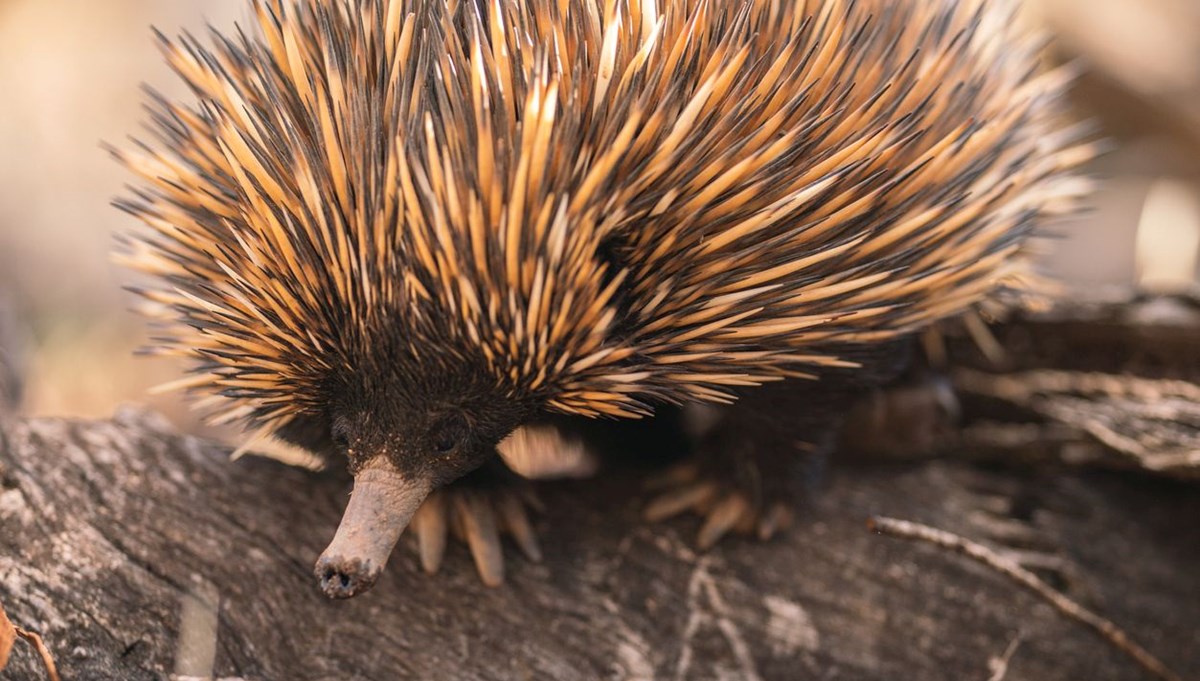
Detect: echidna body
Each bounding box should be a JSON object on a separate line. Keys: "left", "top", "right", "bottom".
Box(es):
{"left": 115, "top": 0, "right": 1092, "bottom": 597}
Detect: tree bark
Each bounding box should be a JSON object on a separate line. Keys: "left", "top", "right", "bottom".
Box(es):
{"left": 1, "top": 296, "right": 1198, "bottom": 681}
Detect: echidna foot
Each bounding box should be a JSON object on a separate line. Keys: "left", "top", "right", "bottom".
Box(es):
{"left": 642, "top": 461, "right": 794, "bottom": 549}
{"left": 409, "top": 472, "right": 543, "bottom": 587}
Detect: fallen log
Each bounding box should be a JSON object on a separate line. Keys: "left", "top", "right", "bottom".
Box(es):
{"left": 1, "top": 405, "right": 1197, "bottom": 680}
{"left": 2, "top": 294, "right": 1198, "bottom": 680}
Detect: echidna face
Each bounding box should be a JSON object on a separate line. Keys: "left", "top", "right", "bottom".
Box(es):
{"left": 312, "top": 362, "right": 532, "bottom": 598}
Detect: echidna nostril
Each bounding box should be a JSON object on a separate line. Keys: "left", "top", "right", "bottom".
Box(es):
{"left": 315, "top": 555, "right": 381, "bottom": 599}
{"left": 318, "top": 566, "right": 356, "bottom": 596}
{"left": 319, "top": 568, "right": 343, "bottom": 588}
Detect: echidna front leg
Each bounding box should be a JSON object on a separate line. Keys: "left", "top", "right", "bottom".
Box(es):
{"left": 409, "top": 422, "right": 597, "bottom": 586}
{"left": 645, "top": 343, "right": 914, "bottom": 548}
{"left": 408, "top": 461, "right": 543, "bottom": 587}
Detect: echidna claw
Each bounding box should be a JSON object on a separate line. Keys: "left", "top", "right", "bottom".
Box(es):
{"left": 409, "top": 481, "right": 542, "bottom": 586}
{"left": 697, "top": 493, "right": 753, "bottom": 549}
{"left": 497, "top": 492, "right": 542, "bottom": 562}
{"left": 642, "top": 479, "right": 720, "bottom": 522}
{"left": 454, "top": 490, "right": 506, "bottom": 586}
{"left": 757, "top": 503, "right": 794, "bottom": 541}
{"left": 411, "top": 491, "right": 449, "bottom": 575}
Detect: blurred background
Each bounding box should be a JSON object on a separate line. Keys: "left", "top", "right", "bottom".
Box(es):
{"left": 0, "top": 0, "right": 1198, "bottom": 436}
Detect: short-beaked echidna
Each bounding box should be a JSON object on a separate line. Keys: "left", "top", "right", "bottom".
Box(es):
{"left": 114, "top": 0, "right": 1094, "bottom": 598}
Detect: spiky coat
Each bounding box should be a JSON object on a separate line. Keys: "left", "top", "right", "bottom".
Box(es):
{"left": 115, "top": 0, "right": 1091, "bottom": 439}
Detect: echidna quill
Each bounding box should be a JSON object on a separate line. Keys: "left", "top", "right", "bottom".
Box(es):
{"left": 114, "top": 0, "right": 1094, "bottom": 598}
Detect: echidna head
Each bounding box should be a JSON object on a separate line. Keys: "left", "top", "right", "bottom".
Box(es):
{"left": 310, "top": 354, "right": 536, "bottom": 598}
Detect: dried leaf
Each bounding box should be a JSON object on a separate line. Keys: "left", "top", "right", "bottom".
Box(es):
{"left": 0, "top": 600, "right": 14, "bottom": 670}
{"left": 0, "top": 601, "right": 61, "bottom": 681}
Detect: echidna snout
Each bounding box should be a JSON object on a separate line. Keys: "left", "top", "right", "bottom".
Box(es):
{"left": 316, "top": 557, "right": 374, "bottom": 600}
{"left": 315, "top": 460, "right": 433, "bottom": 599}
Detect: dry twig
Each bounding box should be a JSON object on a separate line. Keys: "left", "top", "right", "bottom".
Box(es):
{"left": 14, "top": 626, "right": 61, "bottom": 681}
{"left": 986, "top": 635, "right": 1022, "bottom": 681}
{"left": 869, "top": 516, "right": 1185, "bottom": 681}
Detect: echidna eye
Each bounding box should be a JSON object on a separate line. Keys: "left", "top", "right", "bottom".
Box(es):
{"left": 431, "top": 413, "right": 467, "bottom": 454}
{"left": 330, "top": 422, "right": 351, "bottom": 450}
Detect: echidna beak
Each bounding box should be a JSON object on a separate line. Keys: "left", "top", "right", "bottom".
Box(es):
{"left": 315, "top": 459, "right": 432, "bottom": 599}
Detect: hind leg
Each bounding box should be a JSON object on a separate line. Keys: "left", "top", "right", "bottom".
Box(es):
{"left": 643, "top": 379, "right": 850, "bottom": 547}
{"left": 645, "top": 341, "right": 913, "bottom": 548}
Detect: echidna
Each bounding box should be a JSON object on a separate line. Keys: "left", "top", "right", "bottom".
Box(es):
{"left": 113, "top": 0, "right": 1093, "bottom": 598}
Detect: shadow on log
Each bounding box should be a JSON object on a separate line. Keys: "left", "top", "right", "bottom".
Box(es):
{"left": 1, "top": 295, "right": 1199, "bottom": 680}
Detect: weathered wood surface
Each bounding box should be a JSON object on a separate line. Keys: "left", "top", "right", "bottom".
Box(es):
{"left": 843, "top": 294, "right": 1200, "bottom": 481}
{"left": 947, "top": 295, "right": 1200, "bottom": 480}
{"left": 2, "top": 295, "right": 1199, "bottom": 681}
{"left": 1, "top": 406, "right": 1198, "bottom": 681}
